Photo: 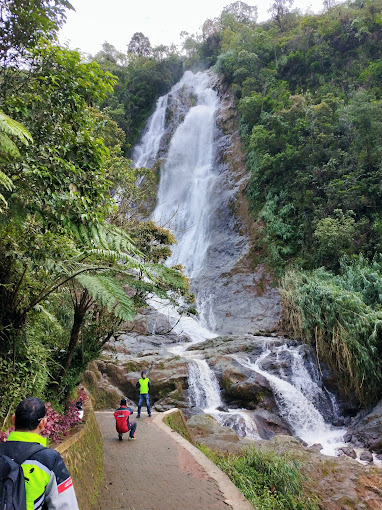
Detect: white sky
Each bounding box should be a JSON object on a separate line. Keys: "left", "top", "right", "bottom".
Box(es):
{"left": 59, "top": 0, "right": 326, "bottom": 57}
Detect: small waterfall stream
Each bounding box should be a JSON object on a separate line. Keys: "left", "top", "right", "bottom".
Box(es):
{"left": 132, "top": 70, "right": 346, "bottom": 455}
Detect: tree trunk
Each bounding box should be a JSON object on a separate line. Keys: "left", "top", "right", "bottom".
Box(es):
{"left": 60, "top": 306, "right": 86, "bottom": 380}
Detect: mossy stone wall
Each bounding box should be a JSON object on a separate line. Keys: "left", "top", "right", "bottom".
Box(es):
{"left": 54, "top": 401, "right": 103, "bottom": 510}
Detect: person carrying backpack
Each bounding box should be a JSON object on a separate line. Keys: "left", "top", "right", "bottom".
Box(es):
{"left": 113, "top": 399, "right": 137, "bottom": 441}
{"left": 0, "top": 397, "right": 79, "bottom": 510}
{"left": 135, "top": 370, "right": 152, "bottom": 418}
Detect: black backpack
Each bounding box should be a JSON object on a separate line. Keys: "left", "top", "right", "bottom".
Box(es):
{"left": 0, "top": 443, "right": 46, "bottom": 510}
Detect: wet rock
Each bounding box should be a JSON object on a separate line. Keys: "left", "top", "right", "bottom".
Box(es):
{"left": 340, "top": 447, "right": 356, "bottom": 459}
{"left": 210, "top": 354, "right": 278, "bottom": 412}
{"left": 309, "top": 443, "right": 323, "bottom": 452}
{"left": 359, "top": 450, "right": 373, "bottom": 463}
{"left": 216, "top": 405, "right": 229, "bottom": 412}
{"left": 251, "top": 410, "right": 292, "bottom": 439}
{"left": 145, "top": 314, "right": 173, "bottom": 335}
{"left": 348, "top": 399, "right": 382, "bottom": 453}
{"left": 187, "top": 414, "right": 239, "bottom": 443}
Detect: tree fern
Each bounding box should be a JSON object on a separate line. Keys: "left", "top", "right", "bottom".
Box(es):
{"left": 0, "top": 110, "right": 33, "bottom": 210}
{"left": 0, "top": 111, "right": 33, "bottom": 148}
{"left": 75, "top": 273, "right": 135, "bottom": 321}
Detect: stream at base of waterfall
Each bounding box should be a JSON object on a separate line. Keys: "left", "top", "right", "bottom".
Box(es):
{"left": 131, "top": 70, "right": 347, "bottom": 457}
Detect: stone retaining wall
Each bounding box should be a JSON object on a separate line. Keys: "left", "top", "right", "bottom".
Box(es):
{"left": 54, "top": 400, "right": 103, "bottom": 510}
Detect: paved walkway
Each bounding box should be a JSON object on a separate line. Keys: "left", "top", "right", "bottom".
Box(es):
{"left": 91, "top": 411, "right": 234, "bottom": 510}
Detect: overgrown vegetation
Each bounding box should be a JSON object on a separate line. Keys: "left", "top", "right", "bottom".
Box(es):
{"left": 180, "top": 0, "right": 382, "bottom": 406}
{"left": 92, "top": 39, "right": 184, "bottom": 152}
{"left": 0, "top": 0, "right": 191, "bottom": 424}
{"left": 282, "top": 256, "right": 382, "bottom": 406}
{"left": 199, "top": 444, "right": 319, "bottom": 510}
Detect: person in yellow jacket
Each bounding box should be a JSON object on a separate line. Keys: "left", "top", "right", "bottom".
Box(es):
{"left": 135, "top": 371, "right": 151, "bottom": 418}
{"left": 0, "top": 397, "right": 79, "bottom": 510}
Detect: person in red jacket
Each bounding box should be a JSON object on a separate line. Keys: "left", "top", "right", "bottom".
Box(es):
{"left": 114, "top": 399, "right": 137, "bottom": 441}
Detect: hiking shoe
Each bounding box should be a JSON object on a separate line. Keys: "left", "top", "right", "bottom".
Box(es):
{"left": 136, "top": 414, "right": 141, "bottom": 418}
{"left": 118, "top": 433, "right": 123, "bottom": 441}
{"left": 129, "top": 436, "right": 136, "bottom": 440}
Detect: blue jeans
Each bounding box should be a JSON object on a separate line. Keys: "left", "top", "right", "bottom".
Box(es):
{"left": 128, "top": 421, "right": 137, "bottom": 438}
{"left": 138, "top": 394, "right": 151, "bottom": 415}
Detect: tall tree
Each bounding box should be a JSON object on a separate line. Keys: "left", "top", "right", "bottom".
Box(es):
{"left": 269, "top": 0, "right": 294, "bottom": 30}
{"left": 127, "top": 32, "right": 152, "bottom": 57}
{"left": 222, "top": 1, "right": 258, "bottom": 25}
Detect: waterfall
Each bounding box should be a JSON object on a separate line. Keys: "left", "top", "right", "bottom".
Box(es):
{"left": 132, "top": 95, "right": 168, "bottom": 169}
{"left": 234, "top": 347, "right": 345, "bottom": 455}
{"left": 188, "top": 360, "right": 223, "bottom": 411}
{"left": 132, "top": 70, "right": 345, "bottom": 453}
{"left": 152, "top": 71, "right": 219, "bottom": 278}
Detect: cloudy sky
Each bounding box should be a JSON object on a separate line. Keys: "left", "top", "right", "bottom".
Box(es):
{"left": 59, "top": 0, "right": 326, "bottom": 57}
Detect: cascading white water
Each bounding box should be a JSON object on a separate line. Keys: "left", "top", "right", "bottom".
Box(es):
{"left": 132, "top": 95, "right": 168, "bottom": 169}
{"left": 153, "top": 71, "right": 219, "bottom": 277}
{"left": 234, "top": 348, "right": 346, "bottom": 455}
{"left": 188, "top": 359, "right": 223, "bottom": 411}
{"left": 132, "top": 70, "right": 345, "bottom": 453}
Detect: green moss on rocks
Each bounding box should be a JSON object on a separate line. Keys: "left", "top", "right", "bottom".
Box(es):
{"left": 163, "top": 410, "right": 195, "bottom": 444}
{"left": 58, "top": 407, "right": 103, "bottom": 509}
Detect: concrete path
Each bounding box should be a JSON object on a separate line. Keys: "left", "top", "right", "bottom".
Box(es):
{"left": 91, "top": 411, "right": 252, "bottom": 510}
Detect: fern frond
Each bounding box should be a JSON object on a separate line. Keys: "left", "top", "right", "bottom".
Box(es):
{"left": 34, "top": 304, "right": 65, "bottom": 331}
{"left": 75, "top": 273, "right": 135, "bottom": 321}
{"left": 85, "top": 247, "right": 145, "bottom": 269}
{"left": 0, "top": 169, "right": 14, "bottom": 191}
{"left": 0, "top": 133, "right": 20, "bottom": 158}
{"left": 69, "top": 222, "right": 141, "bottom": 258}
{"left": 0, "top": 111, "right": 33, "bottom": 146}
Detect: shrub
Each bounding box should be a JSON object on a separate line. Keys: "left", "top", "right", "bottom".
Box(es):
{"left": 281, "top": 256, "right": 382, "bottom": 406}
{"left": 0, "top": 390, "right": 87, "bottom": 443}
{"left": 199, "top": 445, "right": 318, "bottom": 510}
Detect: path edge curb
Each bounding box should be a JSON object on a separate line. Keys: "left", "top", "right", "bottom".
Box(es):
{"left": 153, "top": 409, "right": 254, "bottom": 510}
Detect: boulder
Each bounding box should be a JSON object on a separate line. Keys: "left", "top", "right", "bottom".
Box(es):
{"left": 94, "top": 356, "right": 189, "bottom": 406}
{"left": 210, "top": 355, "right": 277, "bottom": 412}
{"left": 348, "top": 400, "right": 382, "bottom": 453}
{"left": 359, "top": 450, "right": 374, "bottom": 463}
{"left": 250, "top": 409, "right": 292, "bottom": 439}
{"left": 187, "top": 414, "right": 239, "bottom": 443}
{"left": 340, "top": 447, "right": 357, "bottom": 459}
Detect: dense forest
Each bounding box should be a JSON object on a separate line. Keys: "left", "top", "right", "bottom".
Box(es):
{"left": 0, "top": 0, "right": 190, "bottom": 423}
{"left": 194, "top": 0, "right": 382, "bottom": 407}
{"left": 1, "top": 0, "right": 382, "bottom": 428}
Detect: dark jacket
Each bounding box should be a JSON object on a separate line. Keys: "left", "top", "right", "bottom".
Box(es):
{"left": 0, "top": 431, "right": 79, "bottom": 510}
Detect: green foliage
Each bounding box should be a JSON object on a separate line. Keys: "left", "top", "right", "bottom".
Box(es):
{"left": 199, "top": 445, "right": 318, "bottom": 510}
{"left": 200, "top": 0, "right": 382, "bottom": 404}
{"left": 0, "top": 110, "right": 33, "bottom": 209}
{"left": 0, "top": 339, "right": 49, "bottom": 428}
{"left": 75, "top": 274, "right": 135, "bottom": 321}
{"left": 210, "top": 0, "right": 382, "bottom": 272}
{"left": 314, "top": 209, "right": 356, "bottom": 267}
{"left": 0, "top": 1, "right": 190, "bottom": 419}
{"left": 281, "top": 256, "right": 382, "bottom": 406}
{"left": 93, "top": 41, "right": 183, "bottom": 152}
{"left": 0, "top": 0, "right": 74, "bottom": 67}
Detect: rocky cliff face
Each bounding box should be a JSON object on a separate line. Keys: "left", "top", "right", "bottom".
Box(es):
{"left": 191, "top": 73, "right": 281, "bottom": 334}
{"left": 86, "top": 71, "right": 382, "bottom": 503}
